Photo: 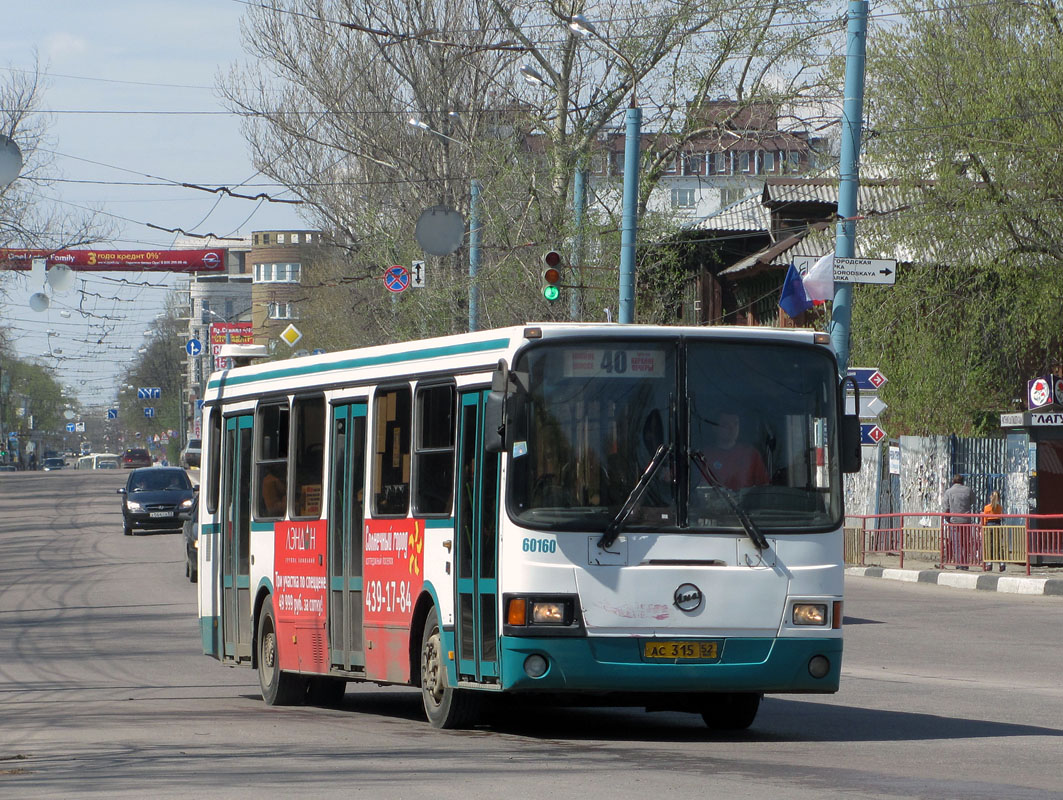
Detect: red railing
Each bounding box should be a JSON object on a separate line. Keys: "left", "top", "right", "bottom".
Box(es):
{"left": 843, "top": 513, "right": 1063, "bottom": 575}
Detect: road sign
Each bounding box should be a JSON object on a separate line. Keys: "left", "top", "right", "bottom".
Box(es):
{"left": 144, "top": 407, "right": 155, "bottom": 419}
{"left": 65, "top": 423, "right": 76, "bottom": 432}
{"left": 846, "top": 394, "right": 888, "bottom": 419}
{"left": 186, "top": 338, "right": 202, "bottom": 356}
{"left": 833, "top": 257, "right": 897, "bottom": 285}
{"left": 410, "top": 260, "right": 426, "bottom": 288}
{"left": 860, "top": 423, "right": 887, "bottom": 444}
{"left": 107, "top": 408, "right": 118, "bottom": 419}
{"left": 137, "top": 387, "right": 161, "bottom": 399}
{"left": 847, "top": 367, "right": 887, "bottom": 391}
{"left": 384, "top": 265, "right": 410, "bottom": 293}
{"left": 75, "top": 421, "right": 85, "bottom": 433}
{"left": 280, "top": 324, "right": 302, "bottom": 347}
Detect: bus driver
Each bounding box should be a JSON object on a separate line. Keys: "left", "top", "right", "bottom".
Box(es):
{"left": 700, "top": 412, "right": 768, "bottom": 490}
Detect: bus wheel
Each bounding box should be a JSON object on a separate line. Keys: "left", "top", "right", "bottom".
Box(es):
{"left": 700, "top": 693, "right": 761, "bottom": 731}
{"left": 420, "top": 607, "right": 479, "bottom": 729}
{"left": 257, "top": 595, "right": 307, "bottom": 705}
{"left": 306, "top": 676, "right": 346, "bottom": 707}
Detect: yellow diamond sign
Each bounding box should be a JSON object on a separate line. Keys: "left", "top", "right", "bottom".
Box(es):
{"left": 280, "top": 324, "right": 302, "bottom": 348}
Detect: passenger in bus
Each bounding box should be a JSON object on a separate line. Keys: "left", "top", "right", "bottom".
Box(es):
{"left": 698, "top": 411, "right": 769, "bottom": 490}
{"left": 261, "top": 466, "right": 286, "bottom": 517}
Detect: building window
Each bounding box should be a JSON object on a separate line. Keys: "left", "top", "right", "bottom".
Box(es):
{"left": 659, "top": 152, "right": 677, "bottom": 174}
{"left": 671, "top": 187, "right": 697, "bottom": 209}
{"left": 789, "top": 152, "right": 801, "bottom": 172}
{"left": 610, "top": 150, "right": 625, "bottom": 176}
{"left": 261, "top": 233, "right": 271, "bottom": 245}
{"left": 225, "top": 298, "right": 234, "bottom": 319}
{"left": 763, "top": 151, "right": 774, "bottom": 173}
{"left": 268, "top": 302, "right": 296, "bottom": 320}
{"left": 720, "top": 186, "right": 748, "bottom": 207}
{"left": 681, "top": 152, "right": 703, "bottom": 176}
{"left": 254, "top": 262, "right": 301, "bottom": 283}
{"left": 714, "top": 152, "right": 731, "bottom": 175}
{"left": 291, "top": 233, "right": 299, "bottom": 243}
{"left": 276, "top": 233, "right": 285, "bottom": 244}
{"left": 740, "top": 152, "right": 751, "bottom": 173}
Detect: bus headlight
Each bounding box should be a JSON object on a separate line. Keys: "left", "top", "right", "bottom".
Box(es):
{"left": 531, "top": 601, "right": 568, "bottom": 624}
{"left": 792, "top": 603, "right": 828, "bottom": 626}
{"left": 505, "top": 595, "right": 577, "bottom": 627}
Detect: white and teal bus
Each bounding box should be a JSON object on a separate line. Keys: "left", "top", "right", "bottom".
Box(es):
{"left": 197, "top": 324, "right": 860, "bottom": 729}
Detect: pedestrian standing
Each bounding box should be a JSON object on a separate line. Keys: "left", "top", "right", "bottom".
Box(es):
{"left": 983, "top": 490, "right": 1005, "bottom": 572}
{"left": 943, "top": 475, "right": 975, "bottom": 569}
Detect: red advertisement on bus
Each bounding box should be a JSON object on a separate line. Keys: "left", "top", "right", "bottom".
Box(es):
{"left": 273, "top": 520, "right": 329, "bottom": 674}
{"left": 363, "top": 518, "right": 425, "bottom": 682}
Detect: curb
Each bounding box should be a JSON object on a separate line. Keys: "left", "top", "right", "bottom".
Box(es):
{"left": 846, "top": 566, "right": 1063, "bottom": 597}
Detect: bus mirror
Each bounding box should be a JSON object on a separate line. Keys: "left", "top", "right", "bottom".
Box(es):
{"left": 491, "top": 359, "right": 509, "bottom": 393}
{"left": 484, "top": 391, "right": 505, "bottom": 453}
{"left": 841, "top": 414, "right": 861, "bottom": 473}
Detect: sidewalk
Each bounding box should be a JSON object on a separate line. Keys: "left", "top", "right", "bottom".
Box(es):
{"left": 846, "top": 556, "right": 1063, "bottom": 597}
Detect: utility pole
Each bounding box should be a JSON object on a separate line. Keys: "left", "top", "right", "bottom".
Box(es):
{"left": 831, "top": 0, "right": 869, "bottom": 374}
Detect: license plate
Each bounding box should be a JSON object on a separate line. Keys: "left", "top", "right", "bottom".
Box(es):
{"left": 644, "top": 641, "right": 718, "bottom": 659}
{"left": 149, "top": 511, "right": 171, "bottom": 519}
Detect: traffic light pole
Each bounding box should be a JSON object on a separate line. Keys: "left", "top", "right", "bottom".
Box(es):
{"left": 469, "top": 179, "right": 482, "bottom": 332}
{"left": 618, "top": 105, "right": 641, "bottom": 324}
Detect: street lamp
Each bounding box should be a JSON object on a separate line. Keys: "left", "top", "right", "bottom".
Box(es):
{"left": 569, "top": 14, "right": 640, "bottom": 325}
{"left": 407, "top": 116, "right": 483, "bottom": 332}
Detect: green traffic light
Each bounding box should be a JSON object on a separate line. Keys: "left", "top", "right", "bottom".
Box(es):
{"left": 542, "top": 285, "right": 560, "bottom": 301}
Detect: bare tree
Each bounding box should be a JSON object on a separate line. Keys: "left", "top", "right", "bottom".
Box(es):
{"left": 220, "top": 0, "right": 841, "bottom": 339}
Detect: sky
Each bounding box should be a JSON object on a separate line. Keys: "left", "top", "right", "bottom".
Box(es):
{"left": 1, "top": 1, "right": 305, "bottom": 406}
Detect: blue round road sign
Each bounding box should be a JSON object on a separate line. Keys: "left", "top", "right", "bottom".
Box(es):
{"left": 384, "top": 265, "right": 410, "bottom": 293}
{"left": 186, "top": 338, "right": 202, "bottom": 356}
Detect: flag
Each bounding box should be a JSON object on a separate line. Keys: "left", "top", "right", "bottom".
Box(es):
{"left": 778, "top": 263, "right": 813, "bottom": 319}
{"left": 802, "top": 252, "right": 834, "bottom": 304}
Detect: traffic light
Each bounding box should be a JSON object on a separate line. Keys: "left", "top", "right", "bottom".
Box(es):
{"left": 541, "top": 250, "right": 563, "bottom": 301}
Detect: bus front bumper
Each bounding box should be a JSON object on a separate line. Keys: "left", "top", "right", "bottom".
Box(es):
{"left": 498, "top": 635, "right": 842, "bottom": 694}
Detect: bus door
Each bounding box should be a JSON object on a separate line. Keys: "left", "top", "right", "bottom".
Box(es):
{"left": 454, "top": 390, "right": 501, "bottom": 682}
{"left": 328, "top": 402, "right": 367, "bottom": 671}
{"left": 221, "top": 414, "right": 254, "bottom": 662}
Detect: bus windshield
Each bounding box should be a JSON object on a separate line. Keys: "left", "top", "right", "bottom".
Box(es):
{"left": 508, "top": 339, "right": 842, "bottom": 533}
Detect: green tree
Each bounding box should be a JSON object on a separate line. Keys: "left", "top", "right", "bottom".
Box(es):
{"left": 852, "top": 0, "right": 1063, "bottom": 434}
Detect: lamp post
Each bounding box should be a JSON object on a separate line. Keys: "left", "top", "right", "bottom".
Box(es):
{"left": 407, "top": 116, "right": 483, "bottom": 332}
{"left": 569, "top": 14, "right": 640, "bottom": 325}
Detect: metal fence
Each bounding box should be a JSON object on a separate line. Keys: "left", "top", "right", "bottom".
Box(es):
{"left": 844, "top": 513, "right": 1063, "bottom": 574}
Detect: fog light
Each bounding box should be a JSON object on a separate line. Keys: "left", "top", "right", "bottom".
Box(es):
{"left": 808, "top": 655, "right": 831, "bottom": 679}
{"left": 524, "top": 654, "right": 548, "bottom": 678}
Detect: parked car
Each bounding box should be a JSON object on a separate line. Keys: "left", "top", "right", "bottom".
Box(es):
{"left": 180, "top": 438, "right": 201, "bottom": 469}
{"left": 183, "top": 502, "right": 199, "bottom": 582}
{"left": 121, "top": 448, "right": 152, "bottom": 469}
{"left": 117, "top": 466, "right": 197, "bottom": 536}
{"left": 41, "top": 457, "right": 66, "bottom": 471}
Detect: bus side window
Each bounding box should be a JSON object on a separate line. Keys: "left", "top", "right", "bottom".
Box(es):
{"left": 292, "top": 395, "right": 325, "bottom": 518}
{"left": 413, "top": 384, "right": 456, "bottom": 516}
{"left": 372, "top": 387, "right": 411, "bottom": 516}
{"left": 256, "top": 402, "right": 289, "bottom": 519}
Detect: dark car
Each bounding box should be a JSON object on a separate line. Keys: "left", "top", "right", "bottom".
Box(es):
{"left": 41, "top": 457, "right": 66, "bottom": 471}
{"left": 121, "top": 448, "right": 152, "bottom": 469}
{"left": 118, "top": 467, "right": 197, "bottom": 536}
{"left": 183, "top": 502, "right": 199, "bottom": 582}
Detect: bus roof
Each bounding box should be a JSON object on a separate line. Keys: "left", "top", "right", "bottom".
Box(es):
{"left": 203, "top": 323, "right": 830, "bottom": 403}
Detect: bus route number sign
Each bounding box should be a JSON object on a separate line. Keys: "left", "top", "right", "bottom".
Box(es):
{"left": 563, "top": 349, "right": 665, "bottom": 379}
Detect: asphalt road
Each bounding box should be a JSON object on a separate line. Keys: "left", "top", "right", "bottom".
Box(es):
{"left": 2, "top": 470, "right": 1062, "bottom": 799}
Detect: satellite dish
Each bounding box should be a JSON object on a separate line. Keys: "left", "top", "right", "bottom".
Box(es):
{"left": 29, "top": 292, "right": 50, "bottom": 312}
{"left": 46, "top": 265, "right": 75, "bottom": 292}
{"left": 0, "top": 135, "right": 23, "bottom": 188}
{"left": 415, "top": 205, "right": 465, "bottom": 256}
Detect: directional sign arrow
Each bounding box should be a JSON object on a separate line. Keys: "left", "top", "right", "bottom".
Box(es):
{"left": 847, "top": 367, "right": 888, "bottom": 391}
{"left": 845, "top": 394, "right": 889, "bottom": 419}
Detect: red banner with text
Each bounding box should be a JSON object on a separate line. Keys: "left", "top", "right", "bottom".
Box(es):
{"left": 0, "top": 248, "right": 226, "bottom": 272}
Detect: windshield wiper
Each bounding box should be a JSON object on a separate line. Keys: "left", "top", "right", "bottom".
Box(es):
{"left": 597, "top": 443, "right": 673, "bottom": 551}
{"left": 689, "top": 451, "right": 768, "bottom": 551}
